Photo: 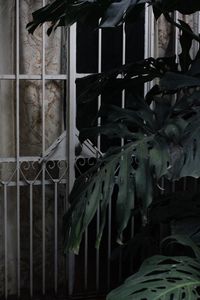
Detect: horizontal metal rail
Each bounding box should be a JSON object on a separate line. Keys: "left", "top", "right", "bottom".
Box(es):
{"left": 0, "top": 179, "right": 67, "bottom": 187}
{"left": 0, "top": 74, "right": 90, "bottom": 80}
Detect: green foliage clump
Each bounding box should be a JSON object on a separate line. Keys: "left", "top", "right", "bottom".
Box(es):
{"left": 28, "top": 1, "right": 200, "bottom": 299}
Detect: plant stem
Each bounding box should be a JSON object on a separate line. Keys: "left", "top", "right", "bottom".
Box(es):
{"left": 164, "top": 12, "right": 200, "bottom": 44}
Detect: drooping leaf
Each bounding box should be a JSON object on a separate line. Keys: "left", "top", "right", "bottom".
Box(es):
{"left": 63, "top": 134, "right": 170, "bottom": 253}
{"left": 135, "top": 140, "right": 153, "bottom": 218}
{"left": 107, "top": 255, "right": 200, "bottom": 300}
{"left": 115, "top": 149, "right": 135, "bottom": 242}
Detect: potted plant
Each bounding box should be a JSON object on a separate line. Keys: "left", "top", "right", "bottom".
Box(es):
{"left": 27, "top": 1, "right": 200, "bottom": 298}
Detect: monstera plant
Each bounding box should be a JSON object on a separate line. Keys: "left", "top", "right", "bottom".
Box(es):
{"left": 28, "top": 0, "right": 200, "bottom": 299}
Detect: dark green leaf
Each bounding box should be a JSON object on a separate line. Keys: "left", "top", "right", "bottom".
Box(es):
{"left": 64, "top": 134, "right": 170, "bottom": 253}
{"left": 107, "top": 255, "right": 200, "bottom": 300}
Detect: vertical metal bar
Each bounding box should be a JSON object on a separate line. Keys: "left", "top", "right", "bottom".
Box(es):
{"left": 66, "top": 23, "right": 77, "bottom": 296}
{"left": 192, "top": 12, "right": 199, "bottom": 58}
{"left": 150, "top": 7, "right": 155, "bottom": 60}
{"left": 196, "top": 12, "right": 199, "bottom": 54}
{"left": 144, "top": 5, "right": 149, "bottom": 97}
{"left": 160, "top": 178, "right": 166, "bottom": 245}
{"left": 42, "top": 0, "right": 46, "bottom": 295}
{"left": 171, "top": 11, "right": 179, "bottom": 192}
{"left": 129, "top": 215, "right": 134, "bottom": 274}
{"left": 194, "top": 0, "right": 199, "bottom": 174}
{"left": 84, "top": 228, "right": 88, "bottom": 290}
{"left": 30, "top": 183, "right": 33, "bottom": 297}
{"left": 129, "top": 10, "right": 134, "bottom": 263}
{"left": 16, "top": 0, "right": 21, "bottom": 296}
{"left": 144, "top": 3, "right": 149, "bottom": 64}
{"left": 107, "top": 200, "right": 111, "bottom": 289}
{"left": 54, "top": 181, "right": 58, "bottom": 294}
{"left": 144, "top": 4, "right": 155, "bottom": 94}
{"left": 154, "top": 15, "right": 158, "bottom": 59}
{"left": 118, "top": 23, "right": 127, "bottom": 284}
{"left": 4, "top": 184, "right": 8, "bottom": 299}
{"left": 196, "top": 14, "right": 200, "bottom": 192}
{"left": 174, "top": 11, "right": 179, "bottom": 62}
{"left": 122, "top": 23, "right": 126, "bottom": 110}
{"left": 96, "top": 21, "right": 102, "bottom": 292}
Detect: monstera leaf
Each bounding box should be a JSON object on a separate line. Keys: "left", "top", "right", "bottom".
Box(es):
{"left": 65, "top": 88, "right": 200, "bottom": 253}
{"left": 107, "top": 255, "right": 200, "bottom": 300}
{"left": 63, "top": 134, "right": 170, "bottom": 253}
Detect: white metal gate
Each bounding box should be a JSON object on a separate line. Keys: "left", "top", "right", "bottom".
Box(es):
{"left": 0, "top": 0, "right": 72, "bottom": 297}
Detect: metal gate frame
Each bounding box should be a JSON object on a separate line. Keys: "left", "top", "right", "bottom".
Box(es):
{"left": 0, "top": 0, "right": 69, "bottom": 298}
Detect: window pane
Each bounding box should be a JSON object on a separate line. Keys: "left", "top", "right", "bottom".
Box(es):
{"left": 77, "top": 21, "right": 98, "bottom": 74}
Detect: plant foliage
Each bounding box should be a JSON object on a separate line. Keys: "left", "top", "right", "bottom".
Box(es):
{"left": 65, "top": 83, "right": 200, "bottom": 252}
{"left": 107, "top": 235, "right": 200, "bottom": 300}
{"left": 28, "top": 0, "right": 200, "bottom": 253}
{"left": 28, "top": 0, "right": 200, "bottom": 299}
{"left": 107, "top": 255, "right": 200, "bottom": 300}
{"left": 27, "top": 0, "right": 200, "bottom": 34}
